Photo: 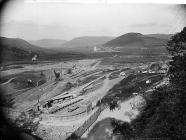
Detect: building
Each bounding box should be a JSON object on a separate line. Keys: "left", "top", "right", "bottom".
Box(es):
{"left": 149, "top": 63, "right": 161, "bottom": 72}
{"left": 79, "top": 102, "right": 92, "bottom": 114}
{"left": 119, "top": 71, "right": 126, "bottom": 77}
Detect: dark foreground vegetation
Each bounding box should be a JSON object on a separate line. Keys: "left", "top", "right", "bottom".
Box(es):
{"left": 110, "top": 27, "right": 186, "bottom": 139}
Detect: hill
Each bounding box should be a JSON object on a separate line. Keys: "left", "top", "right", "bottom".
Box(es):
{"left": 103, "top": 33, "right": 168, "bottom": 56}
{"left": 29, "top": 39, "right": 67, "bottom": 49}
{"left": 0, "top": 37, "right": 85, "bottom": 63}
{"left": 55, "top": 36, "right": 114, "bottom": 52}
{"left": 146, "top": 34, "right": 173, "bottom": 40}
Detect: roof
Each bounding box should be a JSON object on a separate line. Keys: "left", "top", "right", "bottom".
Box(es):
{"left": 47, "top": 92, "right": 70, "bottom": 101}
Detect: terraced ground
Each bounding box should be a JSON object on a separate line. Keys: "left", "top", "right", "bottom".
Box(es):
{"left": 1, "top": 71, "right": 47, "bottom": 92}
{"left": 1, "top": 57, "right": 166, "bottom": 140}
{"left": 1, "top": 59, "right": 101, "bottom": 111}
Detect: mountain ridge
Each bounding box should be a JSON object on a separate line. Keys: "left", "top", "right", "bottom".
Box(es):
{"left": 0, "top": 37, "right": 85, "bottom": 62}
{"left": 60, "top": 36, "right": 114, "bottom": 48}
{"left": 102, "top": 32, "right": 169, "bottom": 56}
{"left": 145, "top": 34, "right": 173, "bottom": 40}
{"left": 29, "top": 39, "right": 67, "bottom": 48}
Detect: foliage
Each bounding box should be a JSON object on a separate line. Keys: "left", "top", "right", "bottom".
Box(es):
{"left": 149, "top": 63, "right": 161, "bottom": 71}
{"left": 111, "top": 119, "right": 133, "bottom": 139}
{"left": 167, "top": 27, "right": 186, "bottom": 89}
{"left": 66, "top": 82, "right": 73, "bottom": 89}
{"left": 2, "top": 96, "right": 15, "bottom": 108}
{"left": 14, "top": 111, "right": 39, "bottom": 134}
{"left": 109, "top": 100, "right": 119, "bottom": 111}
{"left": 167, "top": 27, "right": 186, "bottom": 55}
{"left": 67, "top": 69, "right": 72, "bottom": 74}
{"left": 111, "top": 27, "right": 186, "bottom": 139}
{"left": 66, "top": 133, "right": 80, "bottom": 140}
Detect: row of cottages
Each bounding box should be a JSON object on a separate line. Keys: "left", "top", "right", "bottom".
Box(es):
{"left": 133, "top": 62, "right": 169, "bottom": 74}
{"left": 147, "top": 62, "right": 169, "bottom": 74}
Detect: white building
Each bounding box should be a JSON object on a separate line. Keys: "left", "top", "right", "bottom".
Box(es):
{"left": 120, "top": 71, "right": 126, "bottom": 77}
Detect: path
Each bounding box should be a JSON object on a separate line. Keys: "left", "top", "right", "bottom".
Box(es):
{"left": 82, "top": 95, "right": 146, "bottom": 138}
{"left": 0, "top": 77, "right": 16, "bottom": 85}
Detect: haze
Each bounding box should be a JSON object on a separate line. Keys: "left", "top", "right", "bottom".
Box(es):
{"left": 0, "top": 0, "right": 185, "bottom": 40}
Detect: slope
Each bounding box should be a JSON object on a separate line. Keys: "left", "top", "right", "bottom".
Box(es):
{"left": 0, "top": 37, "right": 85, "bottom": 63}
{"left": 103, "top": 33, "right": 168, "bottom": 56}
{"left": 55, "top": 36, "right": 114, "bottom": 53}
{"left": 29, "top": 39, "right": 67, "bottom": 49}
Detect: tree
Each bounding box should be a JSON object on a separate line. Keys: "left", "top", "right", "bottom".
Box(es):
{"left": 40, "top": 71, "right": 44, "bottom": 76}
{"left": 66, "top": 82, "right": 73, "bottom": 89}
{"left": 67, "top": 69, "right": 72, "bottom": 74}
{"left": 167, "top": 27, "right": 186, "bottom": 89}
{"left": 109, "top": 100, "right": 119, "bottom": 111}
{"left": 66, "top": 133, "right": 80, "bottom": 140}
{"left": 132, "top": 26, "right": 186, "bottom": 139}
{"left": 166, "top": 26, "right": 186, "bottom": 139}
{"left": 167, "top": 27, "right": 186, "bottom": 56}
{"left": 109, "top": 27, "right": 186, "bottom": 140}
{"left": 14, "top": 112, "right": 39, "bottom": 134}
{"left": 111, "top": 119, "right": 133, "bottom": 139}
{"left": 53, "top": 70, "right": 60, "bottom": 81}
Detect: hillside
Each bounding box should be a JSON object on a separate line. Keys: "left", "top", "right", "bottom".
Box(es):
{"left": 146, "top": 34, "right": 173, "bottom": 40}
{"left": 107, "top": 27, "right": 186, "bottom": 139}
{"left": 0, "top": 37, "right": 85, "bottom": 63}
{"left": 103, "top": 33, "right": 168, "bottom": 56}
{"left": 55, "top": 36, "right": 114, "bottom": 52}
{"left": 29, "top": 39, "right": 67, "bottom": 49}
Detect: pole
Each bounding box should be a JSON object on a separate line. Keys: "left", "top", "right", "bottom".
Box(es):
{"left": 38, "top": 95, "right": 39, "bottom": 104}
{"left": 61, "top": 63, "right": 62, "bottom": 77}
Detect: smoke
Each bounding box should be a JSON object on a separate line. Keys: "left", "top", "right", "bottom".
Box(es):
{"left": 94, "top": 46, "right": 97, "bottom": 52}
{"left": 32, "top": 54, "right": 37, "bottom": 61}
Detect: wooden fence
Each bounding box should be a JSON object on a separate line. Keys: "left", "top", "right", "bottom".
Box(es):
{"left": 73, "top": 107, "right": 102, "bottom": 137}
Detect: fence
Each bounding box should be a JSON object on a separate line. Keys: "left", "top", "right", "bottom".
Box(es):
{"left": 48, "top": 98, "right": 83, "bottom": 114}
{"left": 73, "top": 107, "right": 102, "bottom": 137}
{"left": 41, "top": 110, "right": 87, "bottom": 122}
{"left": 81, "top": 82, "right": 104, "bottom": 96}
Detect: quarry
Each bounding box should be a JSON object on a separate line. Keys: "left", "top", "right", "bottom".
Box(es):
{"left": 1, "top": 2, "right": 185, "bottom": 139}
{"left": 0, "top": 57, "right": 169, "bottom": 140}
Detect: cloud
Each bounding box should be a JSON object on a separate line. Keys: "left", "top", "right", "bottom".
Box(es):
{"left": 128, "top": 22, "right": 158, "bottom": 28}
{"left": 0, "top": 20, "right": 74, "bottom": 40}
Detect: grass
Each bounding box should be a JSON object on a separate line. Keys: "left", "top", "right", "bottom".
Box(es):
{"left": 0, "top": 78, "right": 9, "bottom": 84}
{"left": 8, "top": 71, "right": 46, "bottom": 90}
{"left": 0, "top": 65, "right": 24, "bottom": 71}
{"left": 1, "top": 70, "right": 49, "bottom": 108}
{"left": 100, "top": 56, "right": 170, "bottom": 65}
{"left": 1, "top": 71, "right": 47, "bottom": 106}
{"left": 102, "top": 73, "right": 163, "bottom": 105}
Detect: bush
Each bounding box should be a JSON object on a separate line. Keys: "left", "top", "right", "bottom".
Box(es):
{"left": 14, "top": 111, "right": 39, "bottom": 134}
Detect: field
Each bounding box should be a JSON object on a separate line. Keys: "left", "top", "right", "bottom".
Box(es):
{"left": 0, "top": 57, "right": 167, "bottom": 140}
{"left": 100, "top": 55, "right": 170, "bottom": 65}
{"left": 0, "top": 71, "right": 47, "bottom": 95}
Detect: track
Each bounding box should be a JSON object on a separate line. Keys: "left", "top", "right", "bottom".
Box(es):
{"left": 0, "top": 77, "right": 16, "bottom": 85}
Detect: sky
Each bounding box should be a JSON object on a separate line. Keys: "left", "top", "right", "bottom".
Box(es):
{"left": 0, "top": 0, "right": 186, "bottom": 40}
